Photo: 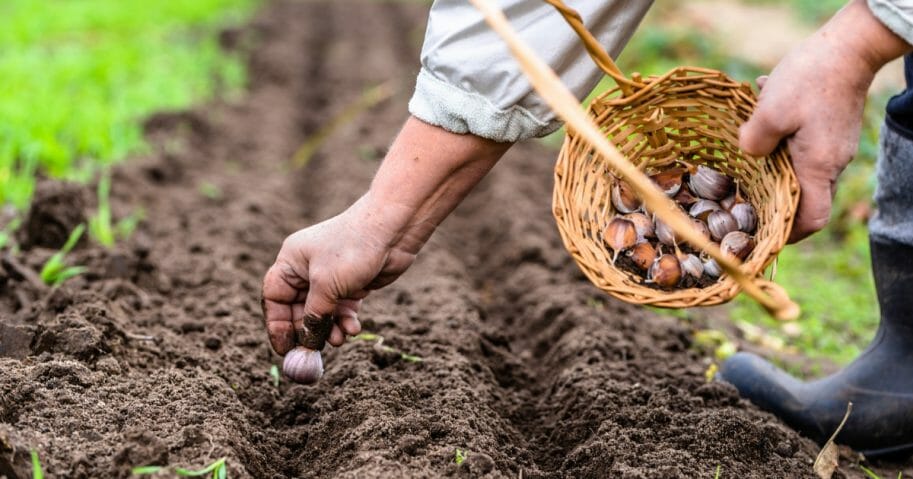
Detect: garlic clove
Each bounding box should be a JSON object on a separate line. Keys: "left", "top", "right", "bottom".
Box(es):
{"left": 624, "top": 212, "right": 655, "bottom": 240}
{"left": 679, "top": 253, "right": 704, "bottom": 279}
{"left": 283, "top": 346, "right": 324, "bottom": 384}
{"left": 707, "top": 210, "right": 739, "bottom": 242}
{"left": 689, "top": 165, "right": 733, "bottom": 201}
{"left": 688, "top": 199, "right": 721, "bottom": 221}
{"left": 611, "top": 179, "right": 642, "bottom": 214}
{"left": 703, "top": 258, "right": 722, "bottom": 278}
{"left": 627, "top": 241, "right": 656, "bottom": 272}
{"left": 650, "top": 168, "right": 685, "bottom": 197}
{"left": 687, "top": 218, "right": 711, "bottom": 247}
{"left": 720, "top": 231, "right": 755, "bottom": 260}
{"left": 673, "top": 186, "right": 699, "bottom": 207}
{"left": 649, "top": 253, "right": 682, "bottom": 288}
{"left": 654, "top": 216, "right": 677, "bottom": 246}
{"left": 604, "top": 217, "right": 637, "bottom": 263}
{"left": 720, "top": 193, "right": 737, "bottom": 211}
{"left": 731, "top": 202, "right": 758, "bottom": 233}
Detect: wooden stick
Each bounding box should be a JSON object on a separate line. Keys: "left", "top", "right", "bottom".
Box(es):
{"left": 468, "top": 0, "right": 798, "bottom": 320}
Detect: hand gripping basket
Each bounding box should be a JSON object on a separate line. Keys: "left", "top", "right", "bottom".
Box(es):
{"left": 471, "top": 0, "right": 801, "bottom": 320}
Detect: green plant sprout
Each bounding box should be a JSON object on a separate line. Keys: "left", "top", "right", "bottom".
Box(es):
{"left": 0, "top": 217, "right": 22, "bottom": 250}
{"left": 132, "top": 457, "right": 227, "bottom": 479}
{"left": 454, "top": 448, "right": 467, "bottom": 466}
{"left": 350, "top": 332, "right": 423, "bottom": 363}
{"left": 39, "top": 224, "right": 87, "bottom": 286}
{"left": 31, "top": 450, "right": 44, "bottom": 479}
{"left": 858, "top": 465, "right": 904, "bottom": 479}
{"left": 198, "top": 181, "right": 223, "bottom": 200}
{"left": 269, "top": 364, "right": 280, "bottom": 387}
{"left": 89, "top": 173, "right": 144, "bottom": 248}
{"left": 714, "top": 464, "right": 721, "bottom": 479}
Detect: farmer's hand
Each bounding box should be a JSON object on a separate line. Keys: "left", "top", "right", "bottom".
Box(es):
{"left": 739, "top": 0, "right": 910, "bottom": 243}
{"left": 262, "top": 116, "right": 511, "bottom": 355}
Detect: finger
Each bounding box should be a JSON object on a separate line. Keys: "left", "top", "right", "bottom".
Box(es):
{"left": 262, "top": 262, "right": 309, "bottom": 355}
{"left": 740, "top": 78, "right": 799, "bottom": 157}
{"left": 339, "top": 316, "right": 362, "bottom": 336}
{"left": 788, "top": 169, "right": 834, "bottom": 243}
{"left": 335, "top": 299, "right": 363, "bottom": 336}
{"left": 755, "top": 75, "right": 768, "bottom": 90}
{"left": 327, "top": 324, "right": 346, "bottom": 347}
{"left": 262, "top": 298, "right": 295, "bottom": 355}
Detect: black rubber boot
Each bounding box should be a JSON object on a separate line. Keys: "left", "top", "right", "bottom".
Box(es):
{"left": 718, "top": 237, "right": 913, "bottom": 458}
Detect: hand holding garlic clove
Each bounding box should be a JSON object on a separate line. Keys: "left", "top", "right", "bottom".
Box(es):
{"left": 282, "top": 314, "right": 334, "bottom": 384}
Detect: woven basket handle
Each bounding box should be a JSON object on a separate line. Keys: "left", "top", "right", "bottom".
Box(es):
{"left": 542, "top": 0, "right": 637, "bottom": 96}
{"left": 468, "top": 0, "right": 800, "bottom": 320}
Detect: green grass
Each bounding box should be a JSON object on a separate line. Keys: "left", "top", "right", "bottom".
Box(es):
{"left": 0, "top": 0, "right": 258, "bottom": 210}
{"left": 40, "top": 223, "right": 87, "bottom": 286}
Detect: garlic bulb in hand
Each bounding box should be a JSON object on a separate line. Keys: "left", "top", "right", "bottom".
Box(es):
{"left": 283, "top": 346, "right": 324, "bottom": 384}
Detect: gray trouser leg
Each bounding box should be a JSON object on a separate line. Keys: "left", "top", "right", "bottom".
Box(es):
{"left": 870, "top": 123, "right": 913, "bottom": 246}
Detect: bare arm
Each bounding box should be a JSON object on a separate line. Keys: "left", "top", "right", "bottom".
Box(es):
{"left": 740, "top": 0, "right": 912, "bottom": 242}
{"left": 261, "top": 117, "right": 511, "bottom": 355}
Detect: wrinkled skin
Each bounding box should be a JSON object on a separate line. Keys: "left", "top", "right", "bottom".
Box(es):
{"left": 262, "top": 117, "right": 510, "bottom": 355}
{"left": 740, "top": 0, "right": 911, "bottom": 242}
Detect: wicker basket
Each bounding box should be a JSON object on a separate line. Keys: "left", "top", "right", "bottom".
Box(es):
{"left": 472, "top": 0, "right": 801, "bottom": 319}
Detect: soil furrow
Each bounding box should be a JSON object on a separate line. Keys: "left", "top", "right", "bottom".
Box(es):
{"left": 3, "top": 1, "right": 903, "bottom": 478}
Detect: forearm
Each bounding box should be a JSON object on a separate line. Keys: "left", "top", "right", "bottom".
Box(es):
{"left": 362, "top": 116, "right": 512, "bottom": 254}
{"left": 830, "top": 0, "right": 910, "bottom": 76}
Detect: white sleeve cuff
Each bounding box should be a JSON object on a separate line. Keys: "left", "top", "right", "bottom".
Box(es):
{"left": 869, "top": 0, "right": 913, "bottom": 46}
{"left": 408, "top": 68, "right": 562, "bottom": 143}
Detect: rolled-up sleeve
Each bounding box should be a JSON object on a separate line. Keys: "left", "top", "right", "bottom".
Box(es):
{"left": 869, "top": 0, "right": 913, "bottom": 46}
{"left": 408, "top": 0, "right": 653, "bottom": 143}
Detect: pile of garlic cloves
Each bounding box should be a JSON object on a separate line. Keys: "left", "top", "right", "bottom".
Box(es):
{"left": 604, "top": 163, "right": 757, "bottom": 289}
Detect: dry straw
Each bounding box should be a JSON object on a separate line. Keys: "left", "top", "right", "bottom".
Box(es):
{"left": 469, "top": 0, "right": 800, "bottom": 320}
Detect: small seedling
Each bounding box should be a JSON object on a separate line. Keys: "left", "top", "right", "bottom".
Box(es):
{"left": 704, "top": 363, "right": 718, "bottom": 383}
{"left": 198, "top": 182, "right": 223, "bottom": 200}
{"left": 131, "top": 466, "right": 163, "bottom": 475}
{"left": 454, "top": 448, "right": 467, "bottom": 466}
{"left": 133, "top": 458, "right": 227, "bottom": 479}
{"left": 269, "top": 364, "right": 280, "bottom": 387}
{"left": 351, "top": 333, "right": 423, "bottom": 363}
{"left": 40, "top": 224, "right": 87, "bottom": 286}
{"left": 89, "top": 173, "right": 144, "bottom": 248}
{"left": 0, "top": 217, "right": 21, "bottom": 250}
{"left": 31, "top": 450, "right": 44, "bottom": 479}
{"left": 714, "top": 464, "right": 721, "bottom": 479}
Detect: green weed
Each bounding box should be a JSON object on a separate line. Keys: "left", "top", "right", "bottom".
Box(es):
{"left": 714, "top": 464, "right": 721, "bottom": 479}
{"left": 269, "top": 364, "right": 280, "bottom": 388}
{"left": 31, "top": 450, "right": 43, "bottom": 479}
{"left": 350, "top": 332, "right": 423, "bottom": 363}
{"left": 198, "top": 181, "right": 224, "bottom": 200}
{"left": 39, "top": 224, "right": 87, "bottom": 287}
{"left": 454, "top": 448, "right": 467, "bottom": 466}
{"left": 88, "top": 173, "right": 144, "bottom": 248}
{"left": 0, "top": 0, "right": 257, "bottom": 209}
{"left": 132, "top": 457, "right": 227, "bottom": 478}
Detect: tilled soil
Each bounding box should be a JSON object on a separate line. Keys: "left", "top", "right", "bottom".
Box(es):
{"left": 1, "top": 1, "right": 910, "bottom": 478}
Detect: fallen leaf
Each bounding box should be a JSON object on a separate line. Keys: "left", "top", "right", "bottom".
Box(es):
{"left": 814, "top": 402, "right": 853, "bottom": 479}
